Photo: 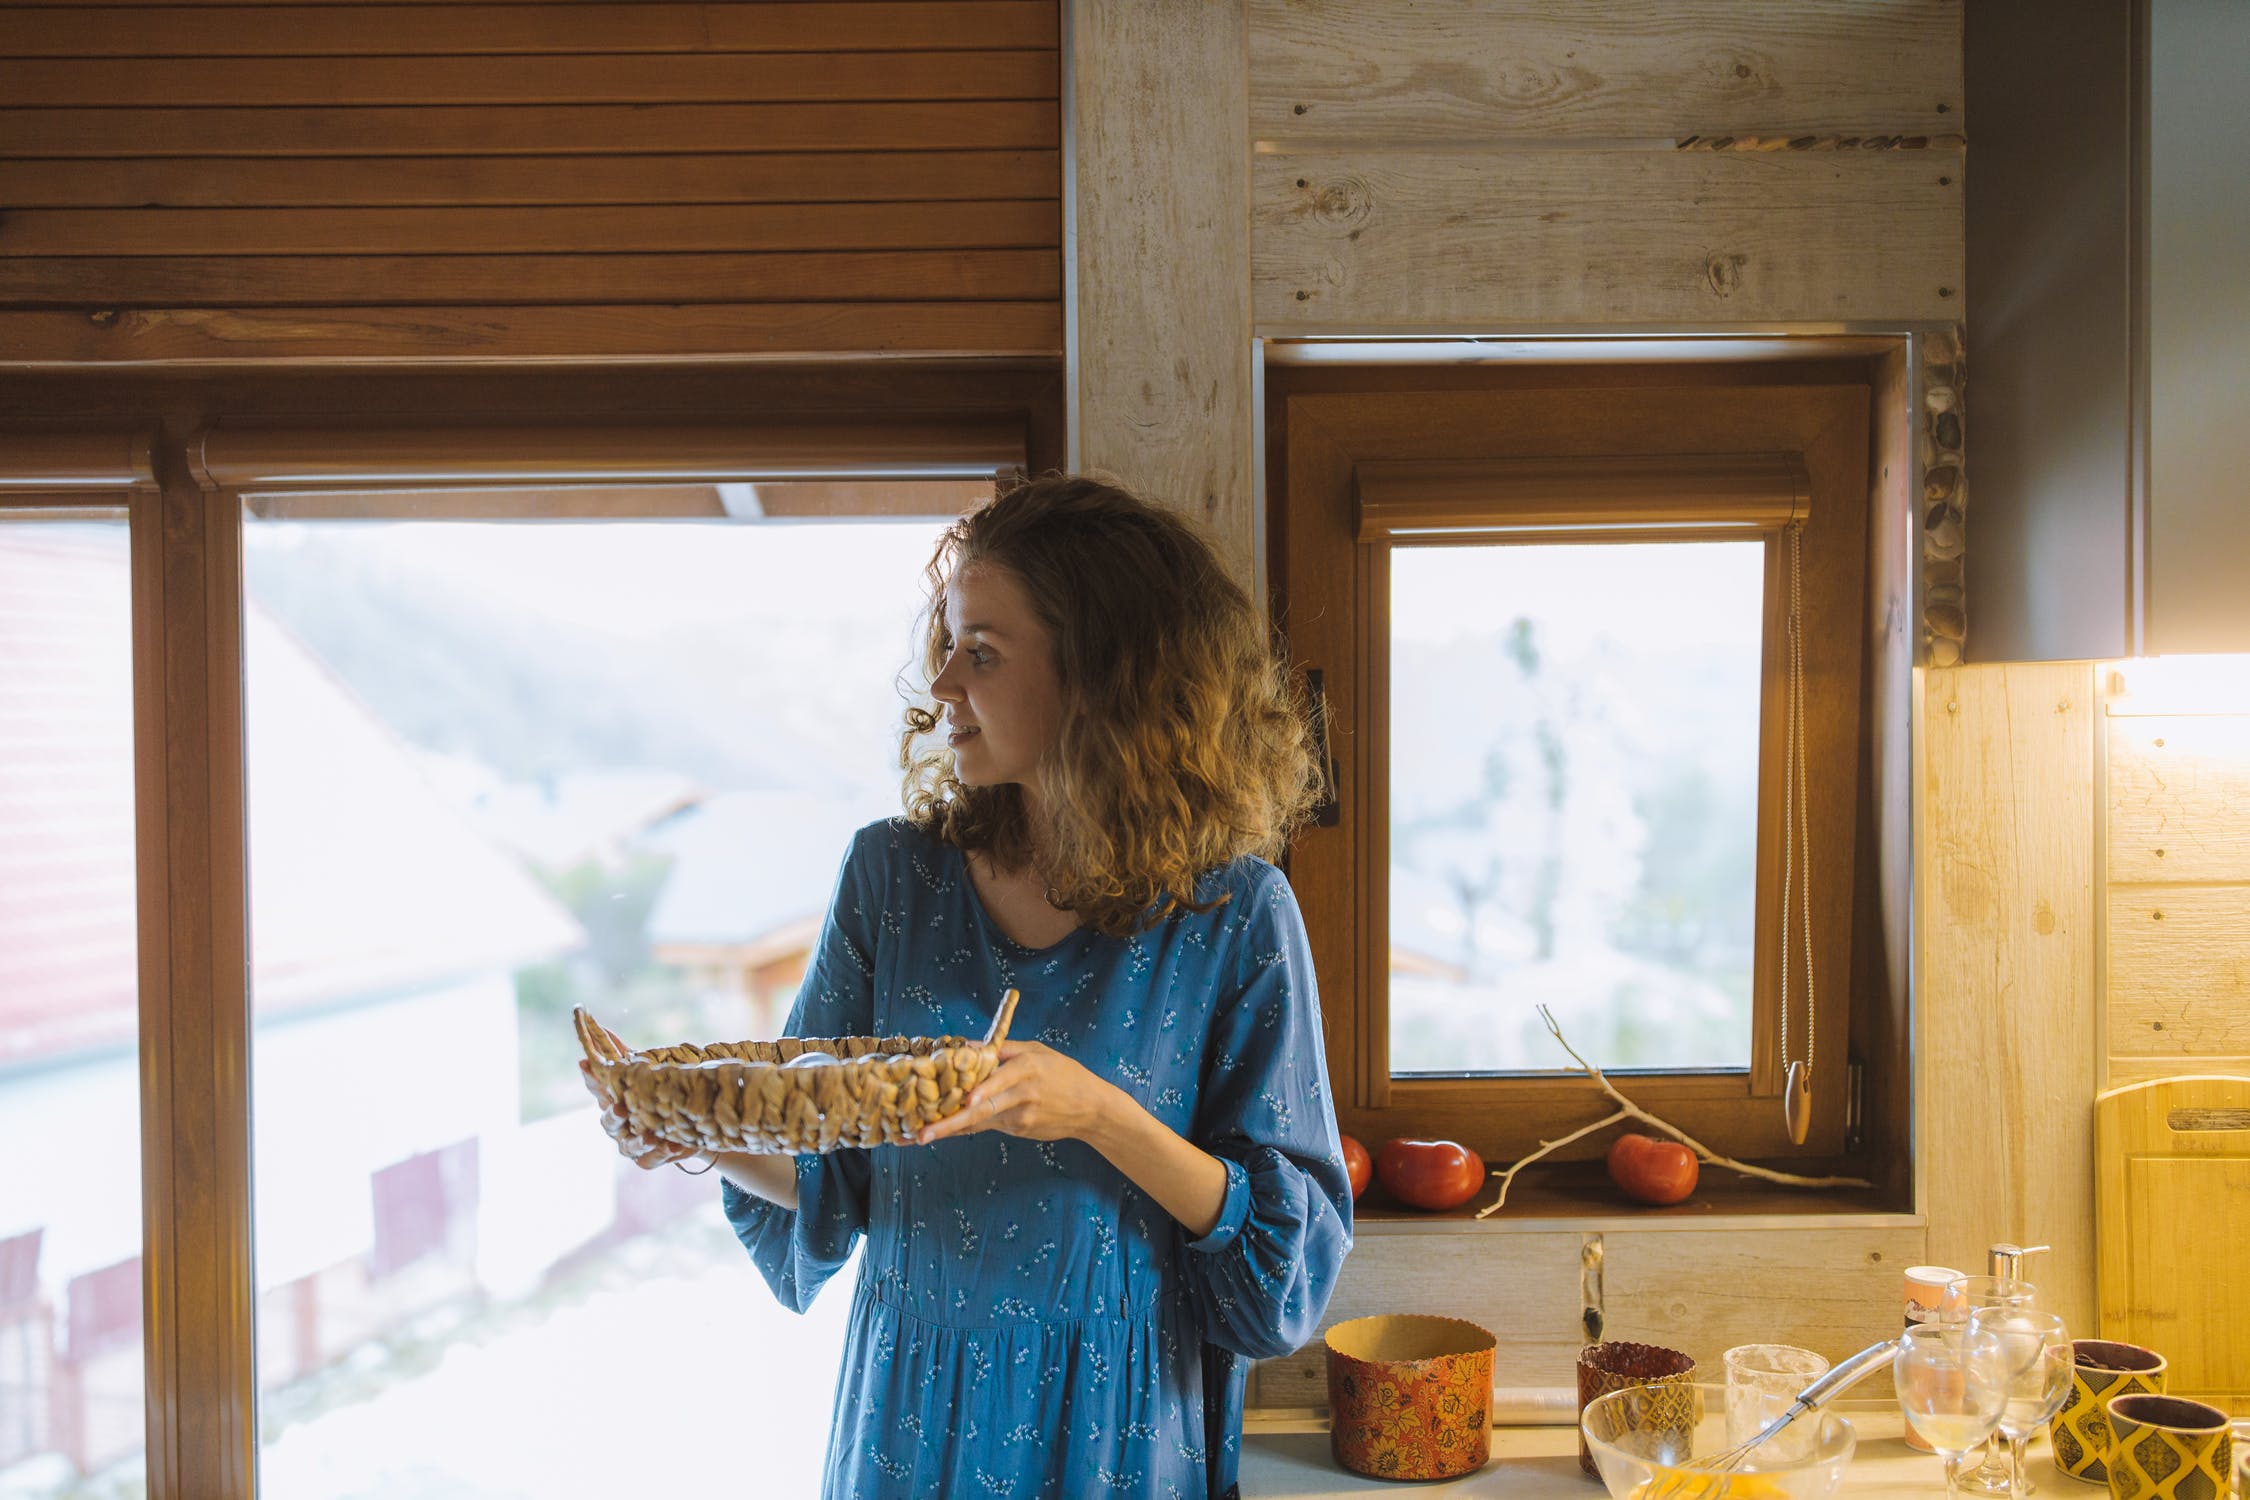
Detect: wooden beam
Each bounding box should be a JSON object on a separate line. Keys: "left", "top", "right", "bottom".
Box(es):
{"left": 1069, "top": 0, "right": 1255, "bottom": 584}
{"left": 1251, "top": 0, "right": 1961, "bottom": 142}
{"left": 1254, "top": 151, "right": 1963, "bottom": 329}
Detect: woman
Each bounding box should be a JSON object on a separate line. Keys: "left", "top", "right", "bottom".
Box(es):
{"left": 585, "top": 473, "right": 1352, "bottom": 1498}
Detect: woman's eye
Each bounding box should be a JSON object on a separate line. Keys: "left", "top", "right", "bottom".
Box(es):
{"left": 968, "top": 646, "right": 993, "bottom": 666}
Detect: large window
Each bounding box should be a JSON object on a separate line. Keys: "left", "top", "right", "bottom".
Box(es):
{"left": 1276, "top": 368, "right": 1883, "bottom": 1172}
{"left": 239, "top": 490, "right": 963, "bottom": 1494}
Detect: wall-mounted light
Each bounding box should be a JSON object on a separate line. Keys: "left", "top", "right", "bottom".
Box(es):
{"left": 2104, "top": 653, "right": 2250, "bottom": 716}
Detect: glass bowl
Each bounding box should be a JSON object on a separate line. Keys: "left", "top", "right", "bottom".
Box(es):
{"left": 1581, "top": 1381, "right": 1857, "bottom": 1500}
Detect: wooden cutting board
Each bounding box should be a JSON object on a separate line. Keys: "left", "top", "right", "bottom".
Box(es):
{"left": 2095, "top": 1074, "right": 2250, "bottom": 1415}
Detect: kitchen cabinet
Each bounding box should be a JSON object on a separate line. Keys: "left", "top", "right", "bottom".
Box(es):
{"left": 1967, "top": 0, "right": 2250, "bottom": 660}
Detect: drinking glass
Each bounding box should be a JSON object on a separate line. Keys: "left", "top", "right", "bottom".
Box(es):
{"left": 1965, "top": 1309, "right": 2071, "bottom": 1500}
{"left": 1942, "top": 1276, "right": 2039, "bottom": 1493}
{"left": 1724, "top": 1344, "right": 1832, "bottom": 1463}
{"left": 1897, "top": 1324, "right": 2007, "bottom": 1500}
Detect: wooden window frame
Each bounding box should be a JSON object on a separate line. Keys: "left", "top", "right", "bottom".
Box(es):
{"left": 0, "top": 360, "right": 1057, "bottom": 1500}
{"left": 1274, "top": 366, "right": 1879, "bottom": 1170}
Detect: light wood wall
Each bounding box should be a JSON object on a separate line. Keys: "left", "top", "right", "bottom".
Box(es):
{"left": 1249, "top": 0, "right": 1964, "bottom": 333}
{"left": 1917, "top": 663, "right": 2099, "bottom": 1334}
{"left": 0, "top": 1, "right": 1063, "bottom": 363}
{"left": 1066, "top": 0, "right": 1255, "bottom": 583}
{"left": 2105, "top": 707, "right": 2250, "bottom": 1083}
{"left": 1070, "top": 0, "right": 1965, "bottom": 583}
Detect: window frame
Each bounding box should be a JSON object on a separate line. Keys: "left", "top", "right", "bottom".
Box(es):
{"left": 1273, "top": 366, "right": 1876, "bottom": 1169}
{"left": 0, "top": 358, "right": 1061, "bottom": 1500}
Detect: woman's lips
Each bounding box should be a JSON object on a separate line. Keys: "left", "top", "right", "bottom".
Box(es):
{"left": 947, "top": 727, "right": 980, "bottom": 747}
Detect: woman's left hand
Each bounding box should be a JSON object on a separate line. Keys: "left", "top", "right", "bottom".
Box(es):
{"left": 917, "top": 1040, "right": 1123, "bottom": 1147}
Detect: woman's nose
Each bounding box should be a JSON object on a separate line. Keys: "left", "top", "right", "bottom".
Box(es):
{"left": 930, "top": 652, "right": 964, "bottom": 702}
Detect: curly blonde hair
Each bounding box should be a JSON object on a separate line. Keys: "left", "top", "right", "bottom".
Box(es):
{"left": 900, "top": 472, "right": 1319, "bottom": 938}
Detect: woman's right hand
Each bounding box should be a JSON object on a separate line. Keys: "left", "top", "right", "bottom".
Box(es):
{"left": 579, "top": 1056, "right": 711, "bottom": 1173}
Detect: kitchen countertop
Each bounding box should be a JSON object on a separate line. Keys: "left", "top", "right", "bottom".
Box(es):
{"left": 1240, "top": 1408, "right": 2069, "bottom": 1499}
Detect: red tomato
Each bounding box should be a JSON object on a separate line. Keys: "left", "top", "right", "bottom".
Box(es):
{"left": 1375, "top": 1138, "right": 1486, "bottom": 1211}
{"left": 1606, "top": 1132, "right": 1700, "bottom": 1205}
{"left": 1340, "top": 1134, "right": 1373, "bottom": 1199}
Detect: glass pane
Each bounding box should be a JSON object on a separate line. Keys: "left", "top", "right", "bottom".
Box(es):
{"left": 0, "top": 519, "right": 148, "bottom": 1492}
{"left": 244, "top": 508, "right": 951, "bottom": 1495}
{"left": 1388, "top": 541, "right": 1764, "bottom": 1075}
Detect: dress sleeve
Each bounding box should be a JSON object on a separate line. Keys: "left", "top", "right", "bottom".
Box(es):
{"left": 720, "top": 825, "right": 879, "bottom": 1313}
{"left": 1178, "top": 868, "right": 1355, "bottom": 1361}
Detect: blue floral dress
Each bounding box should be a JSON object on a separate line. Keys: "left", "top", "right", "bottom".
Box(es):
{"left": 723, "top": 817, "right": 1353, "bottom": 1499}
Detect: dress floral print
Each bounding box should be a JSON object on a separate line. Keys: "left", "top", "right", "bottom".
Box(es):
{"left": 724, "top": 818, "right": 1353, "bottom": 1499}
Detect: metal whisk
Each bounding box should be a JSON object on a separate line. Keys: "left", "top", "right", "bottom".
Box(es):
{"left": 1638, "top": 1336, "right": 1902, "bottom": 1500}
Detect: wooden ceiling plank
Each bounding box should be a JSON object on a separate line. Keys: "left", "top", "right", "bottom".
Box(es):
{"left": 0, "top": 248, "right": 1064, "bottom": 306}
{"left": 0, "top": 302, "right": 1066, "bottom": 364}
{"left": 0, "top": 51, "right": 1059, "bottom": 107}
{"left": 0, "top": 151, "right": 1063, "bottom": 208}
{"left": 0, "top": 101, "right": 1063, "bottom": 156}
{"left": 0, "top": 2, "right": 1058, "bottom": 57}
{"left": 0, "top": 201, "right": 1062, "bottom": 256}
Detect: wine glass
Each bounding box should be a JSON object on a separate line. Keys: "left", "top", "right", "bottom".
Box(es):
{"left": 1966, "top": 1309, "right": 2071, "bottom": 1500}
{"left": 1897, "top": 1324, "right": 2007, "bottom": 1500}
{"left": 1941, "top": 1276, "right": 2039, "bottom": 1493}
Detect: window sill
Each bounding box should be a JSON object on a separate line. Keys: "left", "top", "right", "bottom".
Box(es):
{"left": 1351, "top": 1160, "right": 1916, "bottom": 1235}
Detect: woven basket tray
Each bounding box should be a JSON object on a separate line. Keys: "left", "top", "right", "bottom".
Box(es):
{"left": 576, "top": 989, "right": 1018, "bottom": 1155}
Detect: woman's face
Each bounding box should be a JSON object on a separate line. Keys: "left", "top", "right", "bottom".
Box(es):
{"left": 930, "top": 561, "right": 1065, "bottom": 792}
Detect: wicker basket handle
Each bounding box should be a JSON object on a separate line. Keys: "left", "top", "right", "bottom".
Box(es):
{"left": 982, "top": 988, "right": 1021, "bottom": 1048}
{"left": 573, "top": 1005, "right": 627, "bottom": 1065}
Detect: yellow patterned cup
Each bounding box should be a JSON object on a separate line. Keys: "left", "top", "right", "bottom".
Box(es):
{"left": 2104, "top": 1394, "right": 2231, "bottom": 1500}
{"left": 2052, "top": 1340, "right": 2167, "bottom": 1484}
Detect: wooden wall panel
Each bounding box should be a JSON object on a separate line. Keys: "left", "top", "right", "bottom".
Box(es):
{"left": 2108, "top": 888, "right": 2250, "bottom": 1062}
{"left": 1249, "top": 0, "right": 1964, "bottom": 331}
{"left": 1068, "top": 0, "right": 1254, "bottom": 583}
{"left": 1252, "top": 1231, "right": 1583, "bottom": 1406}
{"left": 1251, "top": 0, "right": 1960, "bottom": 142}
{"left": 1601, "top": 1226, "right": 1922, "bottom": 1388}
{"left": 1253, "top": 1222, "right": 1924, "bottom": 1410}
{"left": 1917, "top": 663, "right": 2098, "bottom": 1337}
{"left": 0, "top": 2, "right": 1064, "bottom": 364}
{"left": 2108, "top": 714, "right": 2250, "bottom": 883}
{"left": 1255, "top": 153, "right": 1962, "bottom": 329}
{"left": 2105, "top": 707, "right": 2250, "bottom": 1084}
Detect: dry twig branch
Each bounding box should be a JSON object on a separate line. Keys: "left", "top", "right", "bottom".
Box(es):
{"left": 1475, "top": 1006, "right": 1873, "bottom": 1219}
